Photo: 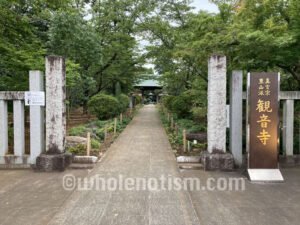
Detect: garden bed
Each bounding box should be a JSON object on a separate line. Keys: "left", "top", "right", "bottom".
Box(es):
{"left": 157, "top": 104, "right": 207, "bottom": 157}
{"left": 66, "top": 105, "right": 142, "bottom": 158}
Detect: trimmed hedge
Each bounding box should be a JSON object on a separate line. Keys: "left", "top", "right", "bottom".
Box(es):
{"left": 88, "top": 94, "right": 119, "bottom": 120}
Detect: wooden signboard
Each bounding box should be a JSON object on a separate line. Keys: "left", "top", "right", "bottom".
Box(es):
{"left": 247, "top": 72, "right": 283, "bottom": 182}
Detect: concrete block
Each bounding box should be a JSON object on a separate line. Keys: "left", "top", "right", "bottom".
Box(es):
{"left": 200, "top": 151, "right": 234, "bottom": 171}
{"left": 35, "top": 153, "right": 69, "bottom": 172}
{"left": 73, "top": 156, "right": 98, "bottom": 164}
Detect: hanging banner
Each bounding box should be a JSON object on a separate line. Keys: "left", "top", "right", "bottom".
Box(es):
{"left": 247, "top": 72, "right": 283, "bottom": 181}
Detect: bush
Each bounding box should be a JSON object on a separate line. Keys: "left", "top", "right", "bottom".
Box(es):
{"left": 69, "top": 126, "right": 87, "bottom": 136}
{"left": 88, "top": 94, "right": 119, "bottom": 120}
{"left": 171, "top": 95, "right": 193, "bottom": 118}
{"left": 117, "top": 94, "right": 130, "bottom": 113}
{"left": 91, "top": 139, "right": 101, "bottom": 149}
{"left": 191, "top": 106, "right": 206, "bottom": 121}
{"left": 67, "top": 144, "right": 86, "bottom": 155}
{"left": 95, "top": 128, "right": 105, "bottom": 140}
{"left": 161, "top": 95, "right": 175, "bottom": 111}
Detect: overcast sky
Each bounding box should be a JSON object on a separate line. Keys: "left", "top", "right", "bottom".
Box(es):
{"left": 190, "top": 0, "right": 219, "bottom": 13}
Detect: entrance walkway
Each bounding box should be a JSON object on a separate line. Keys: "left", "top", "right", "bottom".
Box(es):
{"left": 48, "top": 105, "right": 200, "bottom": 225}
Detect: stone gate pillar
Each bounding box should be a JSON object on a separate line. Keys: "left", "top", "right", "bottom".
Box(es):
{"left": 201, "top": 54, "right": 234, "bottom": 170}
{"left": 207, "top": 54, "right": 227, "bottom": 153}
{"left": 36, "top": 56, "right": 71, "bottom": 171}
{"left": 45, "top": 56, "right": 66, "bottom": 154}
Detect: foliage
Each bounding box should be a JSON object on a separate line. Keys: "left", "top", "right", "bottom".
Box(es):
{"left": 88, "top": 94, "right": 119, "bottom": 120}
{"left": 134, "top": 95, "right": 142, "bottom": 105}
{"left": 171, "top": 94, "right": 193, "bottom": 118}
{"left": 161, "top": 95, "right": 175, "bottom": 111}
{"left": 95, "top": 128, "right": 105, "bottom": 141}
{"left": 69, "top": 126, "right": 87, "bottom": 136}
{"left": 8, "top": 126, "right": 14, "bottom": 140}
{"left": 117, "top": 94, "right": 130, "bottom": 113}
{"left": 67, "top": 144, "right": 86, "bottom": 155}
{"left": 91, "top": 139, "right": 101, "bottom": 149}
{"left": 191, "top": 107, "right": 207, "bottom": 121}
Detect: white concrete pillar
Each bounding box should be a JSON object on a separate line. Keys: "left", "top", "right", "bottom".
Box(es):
{"left": 13, "top": 100, "right": 25, "bottom": 156}
{"left": 207, "top": 54, "right": 227, "bottom": 153}
{"left": 46, "top": 56, "right": 66, "bottom": 154}
{"left": 30, "top": 71, "right": 44, "bottom": 164}
{"left": 0, "top": 100, "right": 8, "bottom": 156}
{"left": 130, "top": 94, "right": 133, "bottom": 109}
{"left": 283, "top": 100, "right": 294, "bottom": 156}
{"left": 230, "top": 70, "right": 243, "bottom": 166}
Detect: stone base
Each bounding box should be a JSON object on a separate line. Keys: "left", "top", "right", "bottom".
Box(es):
{"left": 200, "top": 151, "right": 234, "bottom": 171}
{"left": 0, "top": 155, "right": 31, "bottom": 169}
{"left": 35, "top": 152, "right": 73, "bottom": 172}
{"left": 279, "top": 155, "right": 300, "bottom": 168}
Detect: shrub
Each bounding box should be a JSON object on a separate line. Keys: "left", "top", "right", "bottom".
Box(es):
{"left": 69, "top": 126, "right": 87, "bottom": 136}
{"left": 88, "top": 94, "right": 119, "bottom": 120}
{"left": 171, "top": 95, "right": 193, "bottom": 118}
{"left": 191, "top": 106, "right": 207, "bottom": 121}
{"left": 95, "top": 128, "right": 105, "bottom": 140}
{"left": 117, "top": 94, "right": 130, "bottom": 113}
{"left": 161, "top": 95, "right": 175, "bottom": 111}
{"left": 67, "top": 144, "right": 86, "bottom": 155}
{"left": 91, "top": 139, "right": 101, "bottom": 149}
{"left": 93, "top": 120, "right": 110, "bottom": 127}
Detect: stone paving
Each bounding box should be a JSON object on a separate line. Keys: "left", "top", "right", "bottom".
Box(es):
{"left": 182, "top": 168, "right": 300, "bottom": 225}
{"left": 47, "top": 105, "right": 200, "bottom": 225}
{"left": 1, "top": 105, "right": 300, "bottom": 225}
{"left": 0, "top": 169, "right": 89, "bottom": 225}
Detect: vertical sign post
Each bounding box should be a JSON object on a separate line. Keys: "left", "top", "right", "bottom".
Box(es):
{"left": 247, "top": 72, "right": 283, "bottom": 182}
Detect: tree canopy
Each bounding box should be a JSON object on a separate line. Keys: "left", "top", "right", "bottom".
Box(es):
{"left": 0, "top": 0, "right": 299, "bottom": 113}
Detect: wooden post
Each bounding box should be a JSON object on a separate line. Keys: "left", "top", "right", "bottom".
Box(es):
{"left": 171, "top": 117, "right": 174, "bottom": 130}
{"left": 104, "top": 124, "right": 108, "bottom": 142}
{"left": 114, "top": 118, "right": 117, "bottom": 135}
{"left": 175, "top": 123, "right": 178, "bottom": 137}
{"left": 167, "top": 113, "right": 170, "bottom": 122}
{"left": 120, "top": 113, "right": 123, "bottom": 123}
{"left": 183, "top": 130, "right": 186, "bottom": 152}
{"left": 87, "top": 132, "right": 90, "bottom": 156}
